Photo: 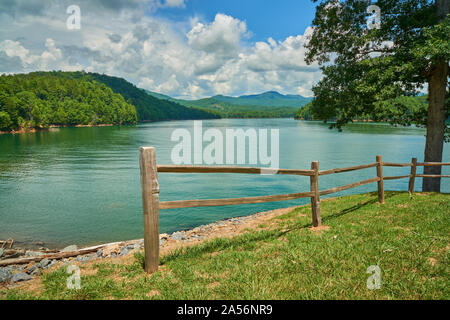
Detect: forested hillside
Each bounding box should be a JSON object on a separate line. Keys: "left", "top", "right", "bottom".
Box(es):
{"left": 199, "top": 105, "right": 298, "bottom": 118}
{"left": 0, "top": 71, "right": 222, "bottom": 132}
{"left": 295, "top": 96, "right": 430, "bottom": 124}
{"left": 0, "top": 73, "right": 137, "bottom": 132}
{"left": 63, "top": 72, "right": 219, "bottom": 121}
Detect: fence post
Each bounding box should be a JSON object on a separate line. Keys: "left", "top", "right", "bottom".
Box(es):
{"left": 408, "top": 158, "right": 418, "bottom": 195}
{"left": 139, "top": 147, "right": 160, "bottom": 274}
{"left": 376, "top": 155, "right": 384, "bottom": 204}
{"left": 310, "top": 161, "right": 321, "bottom": 227}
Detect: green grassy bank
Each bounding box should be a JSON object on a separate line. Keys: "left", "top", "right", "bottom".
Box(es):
{"left": 2, "top": 191, "right": 449, "bottom": 300}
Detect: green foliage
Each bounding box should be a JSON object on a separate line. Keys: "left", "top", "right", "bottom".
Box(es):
{"left": 0, "top": 111, "right": 12, "bottom": 130}
{"left": 0, "top": 71, "right": 226, "bottom": 132}
{"left": 373, "top": 95, "right": 429, "bottom": 126}
{"left": 197, "top": 106, "right": 298, "bottom": 119}
{"left": 305, "top": 0, "right": 449, "bottom": 138}
{"left": 296, "top": 96, "right": 430, "bottom": 124}
{"left": 0, "top": 72, "right": 138, "bottom": 132}
{"left": 294, "top": 102, "right": 314, "bottom": 120}
{"left": 59, "top": 72, "right": 220, "bottom": 121}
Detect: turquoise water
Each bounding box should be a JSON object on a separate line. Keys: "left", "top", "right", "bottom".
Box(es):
{"left": 0, "top": 119, "right": 448, "bottom": 248}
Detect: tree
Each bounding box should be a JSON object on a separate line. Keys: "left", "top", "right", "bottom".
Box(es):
{"left": 0, "top": 111, "right": 11, "bottom": 131}
{"left": 0, "top": 72, "right": 141, "bottom": 130}
{"left": 305, "top": 0, "right": 449, "bottom": 192}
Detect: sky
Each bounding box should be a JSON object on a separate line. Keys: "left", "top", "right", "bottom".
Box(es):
{"left": 0, "top": 0, "right": 321, "bottom": 99}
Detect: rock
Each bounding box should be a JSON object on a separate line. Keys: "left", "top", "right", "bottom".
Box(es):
{"left": 159, "top": 239, "right": 166, "bottom": 246}
{"left": 96, "top": 249, "right": 103, "bottom": 257}
{"left": 159, "top": 233, "right": 170, "bottom": 240}
{"left": 31, "top": 268, "right": 41, "bottom": 276}
{"left": 40, "top": 258, "right": 52, "bottom": 269}
{"left": 102, "top": 244, "right": 120, "bottom": 257}
{"left": 119, "top": 247, "right": 130, "bottom": 256}
{"left": 75, "top": 255, "right": 89, "bottom": 262}
{"left": 125, "top": 244, "right": 135, "bottom": 250}
{"left": 25, "top": 251, "right": 44, "bottom": 257}
{"left": 26, "top": 263, "right": 41, "bottom": 274}
{"left": 0, "top": 267, "right": 12, "bottom": 283}
{"left": 0, "top": 248, "right": 4, "bottom": 258}
{"left": 60, "top": 245, "right": 78, "bottom": 252}
{"left": 171, "top": 232, "right": 186, "bottom": 241}
{"left": 11, "top": 272, "right": 32, "bottom": 283}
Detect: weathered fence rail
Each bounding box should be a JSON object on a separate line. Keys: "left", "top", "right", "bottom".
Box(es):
{"left": 139, "top": 147, "right": 449, "bottom": 273}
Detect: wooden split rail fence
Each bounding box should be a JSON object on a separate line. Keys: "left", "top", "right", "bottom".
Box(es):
{"left": 139, "top": 147, "right": 450, "bottom": 274}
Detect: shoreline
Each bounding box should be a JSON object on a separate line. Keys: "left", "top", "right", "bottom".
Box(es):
{"left": 0, "top": 204, "right": 304, "bottom": 284}
{"left": 0, "top": 123, "right": 117, "bottom": 135}
{"left": 3, "top": 192, "right": 448, "bottom": 298}
{"left": 0, "top": 205, "right": 305, "bottom": 274}
{"left": 0, "top": 117, "right": 305, "bottom": 135}
{"left": 2, "top": 204, "right": 304, "bottom": 252}
{"left": 0, "top": 118, "right": 408, "bottom": 135}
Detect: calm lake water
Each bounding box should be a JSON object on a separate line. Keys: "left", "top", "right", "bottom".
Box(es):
{"left": 0, "top": 119, "right": 448, "bottom": 248}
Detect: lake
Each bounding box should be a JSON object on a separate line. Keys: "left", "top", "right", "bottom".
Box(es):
{"left": 0, "top": 119, "right": 448, "bottom": 248}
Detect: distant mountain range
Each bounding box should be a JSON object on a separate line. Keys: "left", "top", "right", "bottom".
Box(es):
{"left": 212, "top": 91, "right": 312, "bottom": 107}
{"left": 146, "top": 90, "right": 312, "bottom": 117}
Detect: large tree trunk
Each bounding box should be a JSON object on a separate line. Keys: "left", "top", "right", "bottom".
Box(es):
{"left": 423, "top": 60, "right": 448, "bottom": 192}
{"left": 422, "top": 1, "right": 449, "bottom": 192}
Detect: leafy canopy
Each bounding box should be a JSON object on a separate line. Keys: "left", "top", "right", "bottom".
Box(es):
{"left": 0, "top": 72, "right": 138, "bottom": 131}
{"left": 305, "top": 0, "right": 449, "bottom": 136}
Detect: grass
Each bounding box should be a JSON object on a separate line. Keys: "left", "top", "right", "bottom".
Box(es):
{"left": 1, "top": 191, "right": 449, "bottom": 300}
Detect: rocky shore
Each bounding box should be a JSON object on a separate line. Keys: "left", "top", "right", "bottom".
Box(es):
{"left": 0, "top": 205, "right": 300, "bottom": 286}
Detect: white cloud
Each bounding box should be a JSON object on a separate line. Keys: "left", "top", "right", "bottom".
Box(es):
{"left": 187, "top": 14, "right": 247, "bottom": 56}
{"left": 0, "top": 38, "right": 67, "bottom": 71}
{"left": 244, "top": 28, "right": 318, "bottom": 73}
{"left": 0, "top": 40, "right": 32, "bottom": 64}
{"left": 0, "top": 1, "right": 321, "bottom": 99}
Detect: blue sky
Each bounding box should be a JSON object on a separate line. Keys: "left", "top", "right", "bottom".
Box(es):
{"left": 153, "top": 0, "right": 317, "bottom": 42}
{"left": 0, "top": 0, "right": 322, "bottom": 98}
